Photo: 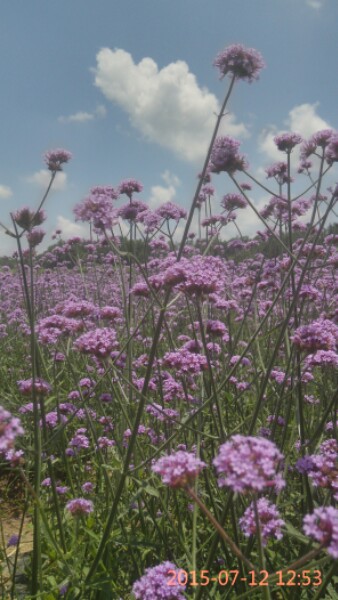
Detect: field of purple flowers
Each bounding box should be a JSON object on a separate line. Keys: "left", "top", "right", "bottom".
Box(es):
{"left": 0, "top": 44, "right": 337, "bottom": 599}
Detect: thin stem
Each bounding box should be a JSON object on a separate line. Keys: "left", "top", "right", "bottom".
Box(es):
{"left": 186, "top": 487, "right": 257, "bottom": 573}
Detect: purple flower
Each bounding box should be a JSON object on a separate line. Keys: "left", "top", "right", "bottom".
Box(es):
{"left": 295, "top": 456, "right": 314, "bottom": 474}
{"left": 0, "top": 406, "right": 24, "bottom": 455}
{"left": 292, "top": 319, "right": 338, "bottom": 353}
{"left": 155, "top": 202, "right": 187, "bottom": 222}
{"left": 306, "top": 439, "right": 338, "bottom": 500}
{"left": 74, "top": 328, "right": 118, "bottom": 358}
{"left": 221, "top": 193, "right": 247, "bottom": 211}
{"left": 118, "top": 179, "right": 143, "bottom": 199}
{"left": 118, "top": 200, "right": 148, "bottom": 221}
{"left": 239, "top": 498, "right": 285, "bottom": 545}
{"left": 265, "top": 162, "right": 293, "bottom": 185}
{"left": 162, "top": 349, "right": 208, "bottom": 375}
{"left": 209, "top": 136, "right": 248, "bottom": 174}
{"left": 44, "top": 148, "right": 72, "bottom": 171}
{"left": 74, "top": 192, "right": 117, "bottom": 230}
{"left": 81, "top": 481, "right": 94, "bottom": 494}
{"left": 7, "top": 534, "right": 19, "bottom": 548}
{"left": 326, "top": 133, "right": 338, "bottom": 164}
{"left": 17, "top": 378, "right": 52, "bottom": 396}
{"left": 26, "top": 227, "right": 45, "bottom": 247}
{"left": 305, "top": 350, "right": 338, "bottom": 368}
{"left": 152, "top": 450, "right": 206, "bottom": 488}
{"left": 66, "top": 498, "right": 94, "bottom": 516}
{"left": 274, "top": 133, "right": 302, "bottom": 153}
{"left": 213, "top": 44, "right": 265, "bottom": 83}
{"left": 213, "top": 435, "right": 285, "bottom": 494}
{"left": 132, "top": 561, "right": 186, "bottom": 599}
{"left": 13, "top": 207, "right": 46, "bottom": 231}
{"left": 303, "top": 507, "right": 338, "bottom": 558}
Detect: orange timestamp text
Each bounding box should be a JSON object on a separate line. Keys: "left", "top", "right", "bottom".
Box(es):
{"left": 167, "top": 569, "right": 323, "bottom": 587}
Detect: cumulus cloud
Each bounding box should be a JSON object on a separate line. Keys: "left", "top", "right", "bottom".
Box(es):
{"left": 258, "top": 102, "right": 331, "bottom": 162}
{"left": 147, "top": 171, "right": 181, "bottom": 210}
{"left": 93, "top": 48, "right": 248, "bottom": 163}
{"left": 306, "top": 0, "right": 324, "bottom": 9}
{"left": 0, "top": 184, "right": 13, "bottom": 199}
{"left": 26, "top": 170, "right": 67, "bottom": 191}
{"left": 287, "top": 103, "right": 330, "bottom": 138}
{"left": 58, "top": 104, "right": 107, "bottom": 124}
{"left": 56, "top": 216, "right": 88, "bottom": 239}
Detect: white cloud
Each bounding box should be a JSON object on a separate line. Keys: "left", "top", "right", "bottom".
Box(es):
{"left": 58, "top": 104, "right": 107, "bottom": 124}
{"left": 258, "top": 103, "right": 331, "bottom": 162}
{"left": 306, "top": 0, "right": 324, "bottom": 9}
{"left": 147, "top": 171, "right": 181, "bottom": 210}
{"left": 27, "top": 170, "right": 67, "bottom": 191}
{"left": 287, "top": 103, "right": 330, "bottom": 138}
{"left": 93, "top": 48, "right": 248, "bottom": 163}
{"left": 0, "top": 184, "right": 13, "bottom": 199}
{"left": 56, "top": 215, "right": 87, "bottom": 239}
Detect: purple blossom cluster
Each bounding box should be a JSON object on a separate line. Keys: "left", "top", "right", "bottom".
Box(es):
{"left": 132, "top": 561, "right": 186, "bottom": 599}
{"left": 74, "top": 327, "right": 118, "bottom": 358}
{"left": 274, "top": 133, "right": 302, "bottom": 153}
{"left": 213, "top": 435, "right": 285, "bottom": 494}
{"left": 305, "top": 439, "right": 338, "bottom": 501}
{"left": 239, "top": 498, "right": 285, "bottom": 545}
{"left": 209, "top": 136, "right": 248, "bottom": 174}
{"left": 303, "top": 507, "right": 338, "bottom": 558}
{"left": 213, "top": 44, "right": 265, "bottom": 83}
{"left": 292, "top": 319, "right": 338, "bottom": 353}
{"left": 13, "top": 207, "right": 46, "bottom": 231}
{"left": 44, "top": 148, "right": 72, "bottom": 171}
{"left": 162, "top": 348, "right": 208, "bottom": 375}
{"left": 17, "top": 378, "right": 52, "bottom": 396}
{"left": 66, "top": 498, "right": 94, "bottom": 516}
{"left": 152, "top": 451, "right": 206, "bottom": 488}
{"left": 74, "top": 190, "right": 118, "bottom": 230}
{"left": 0, "top": 406, "right": 24, "bottom": 456}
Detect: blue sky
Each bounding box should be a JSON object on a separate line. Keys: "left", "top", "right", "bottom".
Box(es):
{"left": 0, "top": 0, "right": 337, "bottom": 253}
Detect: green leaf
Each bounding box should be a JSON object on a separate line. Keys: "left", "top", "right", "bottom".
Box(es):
{"left": 143, "top": 485, "right": 160, "bottom": 498}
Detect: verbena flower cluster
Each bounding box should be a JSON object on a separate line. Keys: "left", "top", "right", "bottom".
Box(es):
{"left": 213, "top": 435, "right": 285, "bottom": 494}
{"left": 44, "top": 148, "right": 72, "bottom": 171}
{"left": 306, "top": 439, "right": 338, "bottom": 501}
{"left": 66, "top": 498, "right": 94, "bottom": 516}
{"left": 213, "top": 43, "right": 265, "bottom": 83}
{"left": 132, "top": 561, "right": 186, "bottom": 599}
{"left": 239, "top": 498, "right": 285, "bottom": 545}
{"left": 209, "top": 136, "right": 248, "bottom": 174}
{"left": 0, "top": 405, "right": 24, "bottom": 456}
{"left": 303, "top": 507, "right": 338, "bottom": 558}
{"left": 152, "top": 451, "right": 206, "bottom": 488}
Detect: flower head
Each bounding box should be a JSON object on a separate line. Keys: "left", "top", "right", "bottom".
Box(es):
{"left": 303, "top": 507, "right": 338, "bottom": 558}
{"left": 213, "top": 44, "right": 265, "bottom": 83}
{"left": 132, "top": 561, "right": 186, "bottom": 599}
{"left": 239, "top": 498, "right": 285, "bottom": 545}
{"left": 74, "top": 328, "right": 118, "bottom": 358}
{"left": 44, "top": 149, "right": 72, "bottom": 171}
{"left": 26, "top": 228, "right": 45, "bottom": 248}
{"left": 213, "top": 435, "right": 285, "bottom": 494}
{"left": 66, "top": 498, "right": 94, "bottom": 516}
{"left": 0, "top": 406, "right": 24, "bottom": 456}
{"left": 221, "top": 193, "right": 247, "bottom": 211}
{"left": 274, "top": 133, "right": 302, "bottom": 153}
{"left": 17, "top": 378, "right": 52, "bottom": 396}
{"left": 209, "top": 136, "right": 248, "bottom": 174}
{"left": 325, "top": 133, "right": 338, "bottom": 165}
{"left": 13, "top": 208, "right": 46, "bottom": 231}
{"left": 152, "top": 450, "right": 206, "bottom": 488}
{"left": 118, "top": 179, "right": 143, "bottom": 199}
